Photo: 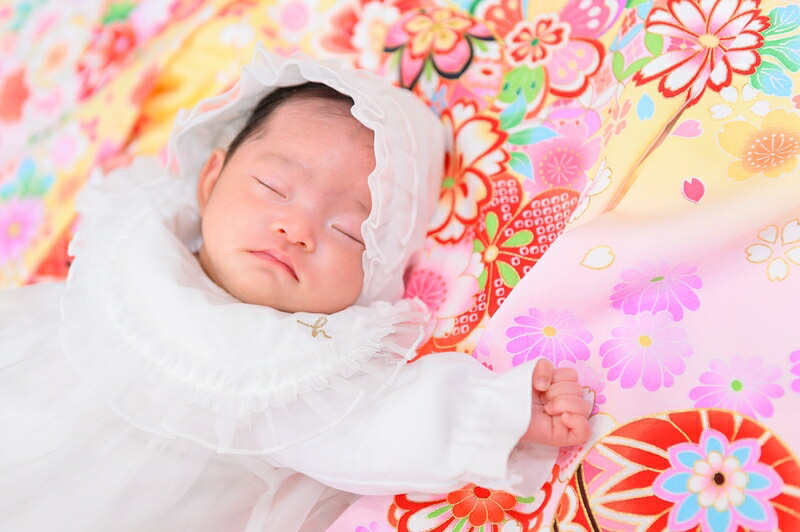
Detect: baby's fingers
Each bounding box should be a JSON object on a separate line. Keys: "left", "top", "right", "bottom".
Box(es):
{"left": 560, "top": 412, "right": 591, "bottom": 446}
{"left": 532, "top": 358, "right": 554, "bottom": 392}
{"left": 545, "top": 394, "right": 592, "bottom": 417}
{"left": 551, "top": 367, "right": 579, "bottom": 383}
{"left": 544, "top": 381, "right": 584, "bottom": 402}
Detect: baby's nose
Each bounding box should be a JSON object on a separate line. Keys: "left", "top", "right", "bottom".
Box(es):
{"left": 272, "top": 219, "right": 315, "bottom": 251}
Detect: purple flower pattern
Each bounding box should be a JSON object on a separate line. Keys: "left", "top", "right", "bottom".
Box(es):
{"left": 610, "top": 261, "right": 702, "bottom": 321}
{"left": 599, "top": 311, "right": 692, "bottom": 391}
{"left": 505, "top": 308, "right": 593, "bottom": 367}
{"left": 689, "top": 356, "right": 784, "bottom": 419}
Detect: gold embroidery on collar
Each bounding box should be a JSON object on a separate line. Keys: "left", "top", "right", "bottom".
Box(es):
{"left": 297, "top": 316, "right": 332, "bottom": 339}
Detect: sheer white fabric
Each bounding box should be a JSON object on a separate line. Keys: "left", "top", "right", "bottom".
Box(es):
{"left": 0, "top": 50, "right": 557, "bottom": 531}
{"left": 63, "top": 157, "right": 430, "bottom": 453}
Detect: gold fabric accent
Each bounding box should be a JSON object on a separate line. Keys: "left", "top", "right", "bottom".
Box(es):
{"left": 297, "top": 317, "right": 332, "bottom": 339}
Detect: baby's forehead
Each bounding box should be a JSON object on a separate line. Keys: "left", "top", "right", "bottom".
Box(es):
{"left": 272, "top": 96, "right": 372, "bottom": 135}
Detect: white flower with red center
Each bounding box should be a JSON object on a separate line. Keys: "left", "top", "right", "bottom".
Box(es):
{"left": 429, "top": 102, "right": 507, "bottom": 243}
{"left": 634, "top": 0, "right": 770, "bottom": 105}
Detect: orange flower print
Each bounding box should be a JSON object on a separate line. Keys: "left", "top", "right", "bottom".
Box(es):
{"left": 718, "top": 109, "right": 800, "bottom": 181}
{"left": 0, "top": 68, "right": 29, "bottom": 122}
{"left": 447, "top": 484, "right": 518, "bottom": 526}
{"left": 390, "top": 481, "right": 548, "bottom": 531}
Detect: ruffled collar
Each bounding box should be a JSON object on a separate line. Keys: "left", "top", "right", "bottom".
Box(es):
{"left": 61, "top": 157, "right": 428, "bottom": 453}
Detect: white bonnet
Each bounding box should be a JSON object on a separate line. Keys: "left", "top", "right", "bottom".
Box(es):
{"left": 168, "top": 46, "right": 445, "bottom": 305}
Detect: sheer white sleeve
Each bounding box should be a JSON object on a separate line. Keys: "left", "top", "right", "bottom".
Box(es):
{"left": 268, "top": 354, "right": 558, "bottom": 495}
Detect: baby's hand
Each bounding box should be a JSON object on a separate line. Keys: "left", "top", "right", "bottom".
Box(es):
{"left": 520, "top": 359, "right": 592, "bottom": 448}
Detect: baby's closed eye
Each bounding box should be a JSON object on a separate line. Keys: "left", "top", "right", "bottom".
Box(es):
{"left": 253, "top": 176, "right": 286, "bottom": 198}
{"left": 333, "top": 224, "right": 364, "bottom": 245}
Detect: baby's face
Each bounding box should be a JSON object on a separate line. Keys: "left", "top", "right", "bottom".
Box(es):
{"left": 196, "top": 98, "right": 375, "bottom": 314}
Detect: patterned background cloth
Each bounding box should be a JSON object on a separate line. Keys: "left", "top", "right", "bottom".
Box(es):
{"left": 1, "top": 0, "right": 799, "bottom": 530}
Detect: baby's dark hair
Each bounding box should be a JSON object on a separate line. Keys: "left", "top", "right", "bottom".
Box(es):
{"left": 224, "top": 82, "right": 355, "bottom": 165}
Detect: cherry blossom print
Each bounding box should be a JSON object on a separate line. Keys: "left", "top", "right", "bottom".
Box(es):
{"left": 653, "top": 428, "right": 783, "bottom": 532}
{"left": 633, "top": 0, "right": 770, "bottom": 105}
{"left": 506, "top": 14, "right": 570, "bottom": 66}
{"left": 610, "top": 260, "right": 702, "bottom": 321}
{"left": 599, "top": 311, "right": 692, "bottom": 391}
{"left": 505, "top": 308, "right": 593, "bottom": 367}
{"left": 708, "top": 83, "right": 771, "bottom": 121}
{"left": 718, "top": 109, "right": 800, "bottom": 181}
{"left": 690, "top": 355, "right": 784, "bottom": 419}
{"left": 745, "top": 219, "right": 800, "bottom": 281}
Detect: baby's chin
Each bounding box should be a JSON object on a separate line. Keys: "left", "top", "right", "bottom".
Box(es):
{"left": 226, "top": 282, "right": 358, "bottom": 315}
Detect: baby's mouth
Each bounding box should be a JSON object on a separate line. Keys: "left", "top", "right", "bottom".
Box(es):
{"left": 250, "top": 249, "right": 298, "bottom": 280}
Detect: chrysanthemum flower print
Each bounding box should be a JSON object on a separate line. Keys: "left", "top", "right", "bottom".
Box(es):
{"left": 718, "top": 109, "right": 800, "bottom": 181}
{"left": 599, "top": 311, "right": 692, "bottom": 391}
{"left": 745, "top": 219, "right": 800, "bottom": 281}
{"left": 505, "top": 308, "right": 593, "bottom": 367}
{"left": 633, "top": 0, "right": 770, "bottom": 105}
{"left": 610, "top": 260, "right": 702, "bottom": 321}
{"left": 689, "top": 355, "right": 784, "bottom": 419}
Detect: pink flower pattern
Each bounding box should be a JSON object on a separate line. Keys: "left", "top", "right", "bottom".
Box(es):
{"left": 600, "top": 311, "right": 693, "bottom": 391}
{"left": 689, "top": 355, "right": 784, "bottom": 419}
{"left": 404, "top": 240, "right": 481, "bottom": 338}
{"left": 0, "top": 198, "right": 44, "bottom": 264}
{"left": 633, "top": 0, "right": 770, "bottom": 105}
{"left": 505, "top": 308, "right": 593, "bottom": 367}
{"left": 610, "top": 261, "right": 702, "bottom": 321}
{"left": 521, "top": 119, "right": 601, "bottom": 195}
{"left": 384, "top": 7, "right": 492, "bottom": 89}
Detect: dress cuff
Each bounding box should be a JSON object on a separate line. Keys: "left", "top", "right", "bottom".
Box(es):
{"left": 452, "top": 359, "right": 558, "bottom": 493}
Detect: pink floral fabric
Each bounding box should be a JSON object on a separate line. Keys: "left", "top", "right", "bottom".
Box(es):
{"left": 2, "top": 0, "right": 799, "bottom": 530}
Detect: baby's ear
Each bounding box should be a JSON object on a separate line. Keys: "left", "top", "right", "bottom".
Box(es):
{"left": 197, "top": 149, "right": 226, "bottom": 216}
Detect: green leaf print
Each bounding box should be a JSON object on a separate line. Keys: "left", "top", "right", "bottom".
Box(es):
{"left": 498, "top": 262, "right": 521, "bottom": 287}
{"left": 760, "top": 36, "right": 800, "bottom": 72}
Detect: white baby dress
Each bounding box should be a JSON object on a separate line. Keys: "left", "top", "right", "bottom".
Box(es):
{"left": 0, "top": 50, "right": 556, "bottom": 531}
